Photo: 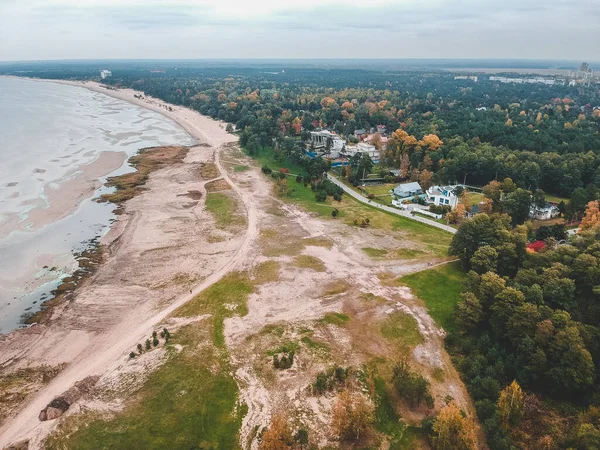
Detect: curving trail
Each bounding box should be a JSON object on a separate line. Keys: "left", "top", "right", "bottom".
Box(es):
{"left": 0, "top": 85, "right": 258, "bottom": 448}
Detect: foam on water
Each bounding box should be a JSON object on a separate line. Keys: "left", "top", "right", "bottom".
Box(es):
{"left": 0, "top": 78, "right": 196, "bottom": 333}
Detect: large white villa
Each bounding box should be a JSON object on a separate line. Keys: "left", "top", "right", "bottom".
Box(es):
{"left": 426, "top": 186, "right": 459, "bottom": 208}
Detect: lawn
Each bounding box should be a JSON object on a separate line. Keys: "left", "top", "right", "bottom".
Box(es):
{"left": 243, "top": 146, "right": 453, "bottom": 256}
{"left": 545, "top": 193, "right": 569, "bottom": 204}
{"left": 399, "top": 261, "right": 466, "bottom": 333}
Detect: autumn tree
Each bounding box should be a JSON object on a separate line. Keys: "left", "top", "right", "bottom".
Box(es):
{"left": 579, "top": 200, "right": 600, "bottom": 231}
{"left": 430, "top": 402, "right": 477, "bottom": 450}
{"left": 260, "top": 415, "right": 293, "bottom": 450}
{"left": 421, "top": 134, "right": 443, "bottom": 151}
{"left": 291, "top": 117, "right": 302, "bottom": 135}
{"left": 331, "top": 389, "right": 374, "bottom": 442}
{"left": 370, "top": 132, "right": 383, "bottom": 150}
{"left": 459, "top": 189, "right": 472, "bottom": 212}
{"left": 446, "top": 203, "right": 466, "bottom": 225}
{"left": 419, "top": 169, "right": 434, "bottom": 190}
{"left": 496, "top": 380, "right": 524, "bottom": 428}
{"left": 400, "top": 154, "right": 410, "bottom": 179}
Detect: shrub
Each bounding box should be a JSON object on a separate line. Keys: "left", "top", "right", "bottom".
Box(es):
{"left": 332, "top": 208, "right": 339, "bottom": 218}
{"left": 368, "top": 193, "right": 375, "bottom": 199}
{"left": 294, "top": 428, "right": 309, "bottom": 448}
{"left": 137, "top": 343, "right": 143, "bottom": 354}
{"left": 315, "top": 191, "right": 327, "bottom": 202}
{"left": 333, "top": 193, "right": 342, "bottom": 201}
{"left": 312, "top": 366, "right": 350, "bottom": 394}
{"left": 331, "top": 390, "right": 374, "bottom": 442}
{"left": 145, "top": 339, "right": 152, "bottom": 350}
{"left": 129, "top": 352, "right": 136, "bottom": 359}
{"left": 153, "top": 338, "right": 159, "bottom": 347}
{"left": 261, "top": 165, "right": 272, "bottom": 174}
{"left": 392, "top": 359, "right": 434, "bottom": 409}
{"left": 296, "top": 175, "right": 303, "bottom": 183}
{"left": 273, "top": 351, "right": 295, "bottom": 369}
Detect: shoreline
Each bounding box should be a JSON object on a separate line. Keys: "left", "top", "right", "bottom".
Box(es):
{"left": 0, "top": 77, "right": 246, "bottom": 447}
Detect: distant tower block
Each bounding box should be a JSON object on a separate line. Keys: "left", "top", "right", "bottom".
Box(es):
{"left": 580, "top": 62, "right": 590, "bottom": 73}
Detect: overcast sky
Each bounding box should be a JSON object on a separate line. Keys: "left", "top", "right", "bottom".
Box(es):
{"left": 0, "top": 0, "right": 599, "bottom": 62}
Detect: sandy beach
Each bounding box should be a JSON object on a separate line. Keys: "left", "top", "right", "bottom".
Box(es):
{"left": 0, "top": 80, "right": 477, "bottom": 449}
{"left": 0, "top": 81, "right": 251, "bottom": 447}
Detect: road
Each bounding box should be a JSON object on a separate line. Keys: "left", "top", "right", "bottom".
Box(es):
{"left": 326, "top": 174, "right": 457, "bottom": 234}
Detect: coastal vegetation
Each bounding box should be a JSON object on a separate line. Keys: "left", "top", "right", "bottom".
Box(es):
{"left": 100, "top": 146, "right": 189, "bottom": 206}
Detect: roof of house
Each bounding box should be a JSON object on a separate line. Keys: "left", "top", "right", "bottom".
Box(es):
{"left": 394, "top": 182, "right": 423, "bottom": 193}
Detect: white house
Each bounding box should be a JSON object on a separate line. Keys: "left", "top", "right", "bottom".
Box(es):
{"left": 341, "top": 143, "right": 380, "bottom": 163}
{"left": 393, "top": 182, "right": 424, "bottom": 199}
{"left": 100, "top": 70, "right": 112, "bottom": 79}
{"left": 530, "top": 203, "right": 560, "bottom": 221}
{"left": 426, "top": 186, "right": 459, "bottom": 208}
{"left": 309, "top": 130, "right": 345, "bottom": 157}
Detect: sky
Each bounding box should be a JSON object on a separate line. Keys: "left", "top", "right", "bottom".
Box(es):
{"left": 0, "top": 0, "right": 599, "bottom": 62}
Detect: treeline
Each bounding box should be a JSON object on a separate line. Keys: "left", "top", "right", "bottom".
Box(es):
{"left": 448, "top": 211, "right": 600, "bottom": 448}
{"left": 7, "top": 63, "right": 600, "bottom": 198}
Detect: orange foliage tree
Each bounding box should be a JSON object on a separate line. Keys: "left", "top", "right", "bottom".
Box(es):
{"left": 579, "top": 200, "right": 600, "bottom": 231}
{"left": 420, "top": 134, "right": 443, "bottom": 151}
{"left": 291, "top": 117, "right": 302, "bottom": 135}
{"left": 259, "top": 415, "right": 293, "bottom": 450}
{"left": 431, "top": 402, "right": 477, "bottom": 450}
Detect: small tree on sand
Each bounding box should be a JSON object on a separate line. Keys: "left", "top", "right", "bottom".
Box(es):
{"left": 259, "top": 414, "right": 293, "bottom": 450}
{"left": 331, "top": 389, "right": 374, "bottom": 442}
{"left": 430, "top": 402, "right": 477, "bottom": 450}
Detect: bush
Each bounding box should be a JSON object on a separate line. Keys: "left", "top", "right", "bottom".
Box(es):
{"left": 332, "top": 208, "right": 339, "bottom": 218}
{"left": 315, "top": 191, "right": 327, "bottom": 202}
{"left": 392, "top": 360, "right": 434, "bottom": 409}
{"left": 145, "top": 339, "right": 152, "bottom": 350}
{"left": 368, "top": 193, "right": 375, "bottom": 199}
{"left": 129, "top": 352, "right": 136, "bottom": 359}
{"left": 333, "top": 193, "right": 342, "bottom": 201}
{"left": 261, "top": 165, "right": 272, "bottom": 174}
{"left": 137, "top": 343, "right": 143, "bottom": 354}
{"left": 313, "top": 366, "right": 350, "bottom": 394}
{"left": 296, "top": 175, "right": 303, "bottom": 183}
{"left": 273, "top": 351, "right": 295, "bottom": 369}
{"left": 153, "top": 338, "right": 159, "bottom": 347}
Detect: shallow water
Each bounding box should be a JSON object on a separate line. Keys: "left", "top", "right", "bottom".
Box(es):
{"left": 0, "top": 77, "right": 195, "bottom": 333}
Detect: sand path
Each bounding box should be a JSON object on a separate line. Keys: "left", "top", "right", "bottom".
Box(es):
{"left": 0, "top": 83, "right": 257, "bottom": 448}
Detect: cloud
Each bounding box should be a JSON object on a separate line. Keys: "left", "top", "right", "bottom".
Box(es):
{"left": 0, "top": 0, "right": 599, "bottom": 60}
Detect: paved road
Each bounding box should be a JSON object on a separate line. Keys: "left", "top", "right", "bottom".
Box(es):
{"left": 326, "top": 174, "right": 457, "bottom": 234}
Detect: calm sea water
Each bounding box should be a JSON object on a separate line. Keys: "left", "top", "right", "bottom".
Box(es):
{"left": 0, "top": 77, "right": 196, "bottom": 333}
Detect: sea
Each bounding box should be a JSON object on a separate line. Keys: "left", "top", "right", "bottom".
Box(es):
{"left": 0, "top": 77, "right": 196, "bottom": 333}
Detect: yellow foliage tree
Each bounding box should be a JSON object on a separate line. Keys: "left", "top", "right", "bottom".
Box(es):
{"left": 579, "top": 200, "right": 600, "bottom": 231}
{"left": 341, "top": 101, "right": 354, "bottom": 110}
{"left": 536, "top": 112, "right": 543, "bottom": 123}
{"left": 331, "top": 390, "right": 374, "bottom": 442}
{"left": 506, "top": 118, "right": 513, "bottom": 127}
{"left": 459, "top": 189, "right": 472, "bottom": 212}
{"left": 431, "top": 402, "right": 477, "bottom": 450}
{"left": 421, "top": 134, "right": 443, "bottom": 151}
{"left": 497, "top": 380, "right": 525, "bottom": 428}
{"left": 320, "top": 97, "right": 337, "bottom": 109}
{"left": 259, "top": 415, "right": 293, "bottom": 450}
{"left": 446, "top": 203, "right": 466, "bottom": 225}
{"left": 370, "top": 132, "right": 383, "bottom": 150}
{"left": 594, "top": 109, "right": 600, "bottom": 118}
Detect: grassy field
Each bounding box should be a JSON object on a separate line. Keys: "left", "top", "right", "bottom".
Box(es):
{"left": 242, "top": 147, "right": 453, "bottom": 257}
{"left": 205, "top": 192, "right": 246, "bottom": 230}
{"left": 46, "top": 324, "right": 244, "bottom": 450}
{"left": 174, "top": 272, "right": 253, "bottom": 347}
{"left": 399, "top": 261, "right": 465, "bottom": 333}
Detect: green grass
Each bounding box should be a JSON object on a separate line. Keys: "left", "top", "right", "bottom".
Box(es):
{"left": 362, "top": 247, "right": 389, "bottom": 258}
{"left": 245, "top": 146, "right": 452, "bottom": 256}
{"left": 300, "top": 335, "right": 331, "bottom": 352}
{"left": 46, "top": 324, "right": 244, "bottom": 450}
{"left": 174, "top": 272, "right": 253, "bottom": 347}
{"left": 380, "top": 311, "right": 423, "bottom": 355}
{"left": 266, "top": 341, "right": 300, "bottom": 356}
{"left": 293, "top": 254, "right": 326, "bottom": 272}
{"left": 545, "top": 193, "right": 569, "bottom": 204}
{"left": 320, "top": 312, "right": 350, "bottom": 326}
{"left": 399, "top": 261, "right": 465, "bottom": 333}
{"left": 205, "top": 192, "right": 245, "bottom": 229}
